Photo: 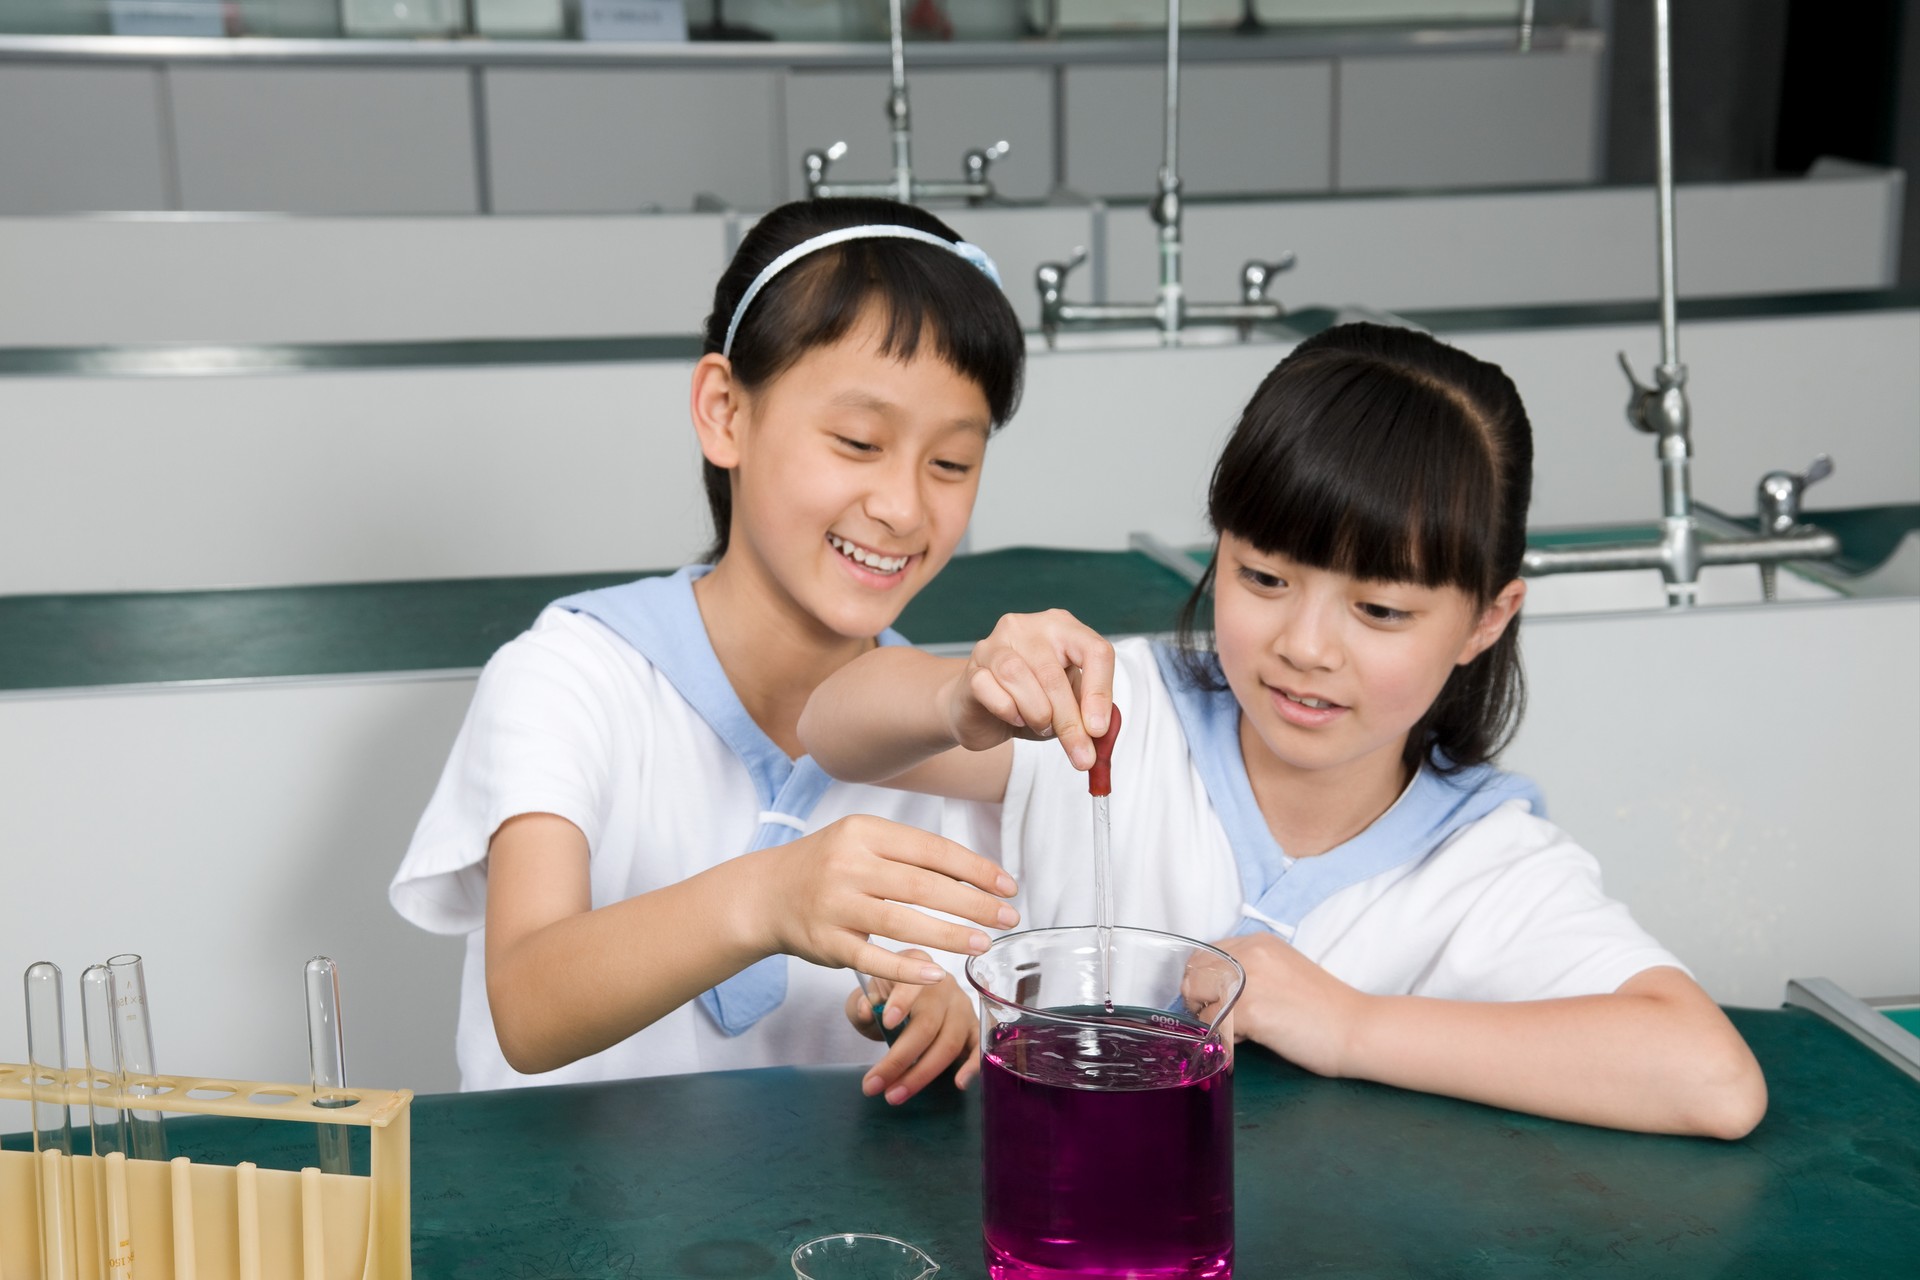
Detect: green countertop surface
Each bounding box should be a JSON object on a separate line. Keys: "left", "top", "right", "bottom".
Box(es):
{"left": 0, "top": 547, "right": 1200, "bottom": 693}
{"left": 5, "top": 508, "right": 1915, "bottom": 695}
{"left": 7, "top": 1006, "right": 1915, "bottom": 1277}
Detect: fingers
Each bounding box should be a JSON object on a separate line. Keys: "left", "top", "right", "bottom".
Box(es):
{"left": 862, "top": 985, "right": 980, "bottom": 1105}
{"left": 844, "top": 986, "right": 886, "bottom": 1043}
{"left": 859, "top": 819, "right": 1018, "bottom": 900}
{"left": 851, "top": 942, "right": 950, "bottom": 988}
{"left": 968, "top": 612, "right": 1116, "bottom": 770}
{"left": 1075, "top": 633, "right": 1117, "bottom": 743}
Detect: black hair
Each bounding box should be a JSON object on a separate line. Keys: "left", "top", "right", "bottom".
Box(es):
{"left": 697, "top": 198, "right": 1025, "bottom": 560}
{"left": 1176, "top": 322, "right": 1535, "bottom": 774}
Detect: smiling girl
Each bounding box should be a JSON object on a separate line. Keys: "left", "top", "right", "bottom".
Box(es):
{"left": 800, "top": 323, "right": 1767, "bottom": 1137}
{"left": 390, "top": 200, "right": 1025, "bottom": 1097}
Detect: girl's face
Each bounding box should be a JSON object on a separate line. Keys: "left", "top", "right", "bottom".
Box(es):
{"left": 705, "top": 311, "right": 991, "bottom": 640}
{"left": 1212, "top": 532, "right": 1523, "bottom": 789}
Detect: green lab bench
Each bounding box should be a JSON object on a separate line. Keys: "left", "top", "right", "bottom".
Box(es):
{"left": 5, "top": 1006, "right": 1916, "bottom": 1277}
{"left": 0, "top": 547, "right": 1201, "bottom": 694}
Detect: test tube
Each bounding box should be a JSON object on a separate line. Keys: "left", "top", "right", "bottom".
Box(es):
{"left": 305, "top": 957, "right": 351, "bottom": 1175}
{"left": 24, "top": 960, "right": 73, "bottom": 1156}
{"left": 80, "top": 964, "right": 128, "bottom": 1158}
{"left": 107, "top": 953, "right": 168, "bottom": 1162}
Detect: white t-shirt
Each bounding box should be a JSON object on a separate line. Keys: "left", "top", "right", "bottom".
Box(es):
{"left": 999, "top": 637, "right": 1682, "bottom": 1002}
{"left": 391, "top": 605, "right": 997, "bottom": 1092}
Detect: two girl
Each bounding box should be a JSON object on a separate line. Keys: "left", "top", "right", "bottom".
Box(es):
{"left": 801, "top": 323, "right": 1768, "bottom": 1138}
{"left": 391, "top": 199, "right": 1022, "bottom": 1100}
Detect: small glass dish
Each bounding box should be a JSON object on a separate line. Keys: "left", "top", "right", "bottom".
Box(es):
{"left": 790, "top": 1232, "right": 939, "bottom": 1280}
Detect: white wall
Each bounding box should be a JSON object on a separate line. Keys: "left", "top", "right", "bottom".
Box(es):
{"left": 2, "top": 598, "right": 1912, "bottom": 1116}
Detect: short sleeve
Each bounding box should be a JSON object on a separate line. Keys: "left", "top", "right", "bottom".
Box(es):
{"left": 1418, "top": 810, "right": 1688, "bottom": 1002}
{"left": 389, "top": 621, "right": 618, "bottom": 935}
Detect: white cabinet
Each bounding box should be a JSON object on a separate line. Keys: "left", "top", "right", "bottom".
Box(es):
{"left": 486, "top": 68, "right": 785, "bottom": 213}
{"left": 1336, "top": 48, "right": 1602, "bottom": 191}
{"left": 170, "top": 67, "right": 481, "bottom": 214}
{"left": 0, "top": 65, "right": 171, "bottom": 214}
{"left": 1063, "top": 60, "right": 1334, "bottom": 197}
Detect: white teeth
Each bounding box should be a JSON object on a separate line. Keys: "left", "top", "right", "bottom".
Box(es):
{"left": 1285, "top": 692, "right": 1333, "bottom": 710}
{"left": 827, "top": 534, "right": 908, "bottom": 575}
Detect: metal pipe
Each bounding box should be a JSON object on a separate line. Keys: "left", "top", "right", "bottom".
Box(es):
{"left": 1164, "top": 0, "right": 1181, "bottom": 181}
{"left": 1653, "top": 0, "right": 1680, "bottom": 369}
{"left": 888, "top": 0, "right": 912, "bottom": 203}
{"left": 1156, "top": 0, "right": 1187, "bottom": 340}
{"left": 1521, "top": 529, "right": 1841, "bottom": 578}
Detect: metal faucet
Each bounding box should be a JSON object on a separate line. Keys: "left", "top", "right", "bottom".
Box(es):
{"left": 1519, "top": 0, "right": 1839, "bottom": 606}
{"left": 1035, "top": 0, "right": 1295, "bottom": 347}
{"left": 801, "top": 0, "right": 1007, "bottom": 206}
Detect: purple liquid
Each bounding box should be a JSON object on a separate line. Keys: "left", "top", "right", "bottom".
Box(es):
{"left": 981, "top": 1008, "right": 1233, "bottom": 1279}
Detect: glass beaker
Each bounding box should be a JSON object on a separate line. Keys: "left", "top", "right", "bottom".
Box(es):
{"left": 966, "top": 926, "right": 1244, "bottom": 1280}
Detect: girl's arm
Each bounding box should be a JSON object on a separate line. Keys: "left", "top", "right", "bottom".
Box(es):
{"left": 800, "top": 610, "right": 1116, "bottom": 803}
{"left": 1216, "top": 936, "right": 1766, "bottom": 1139}
{"left": 485, "top": 810, "right": 1019, "bottom": 1075}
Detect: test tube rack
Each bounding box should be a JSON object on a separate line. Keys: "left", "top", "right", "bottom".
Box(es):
{"left": 0, "top": 1063, "right": 410, "bottom": 1280}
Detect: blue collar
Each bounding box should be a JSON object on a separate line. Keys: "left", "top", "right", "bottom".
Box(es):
{"left": 1150, "top": 642, "right": 1544, "bottom": 938}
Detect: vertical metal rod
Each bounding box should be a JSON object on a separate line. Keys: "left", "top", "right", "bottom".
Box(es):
{"left": 1156, "top": 0, "right": 1186, "bottom": 339}
{"left": 1653, "top": 0, "right": 1680, "bottom": 368}
{"left": 1518, "top": 0, "right": 1536, "bottom": 51}
{"left": 888, "top": 0, "right": 912, "bottom": 202}
{"left": 1164, "top": 0, "right": 1181, "bottom": 180}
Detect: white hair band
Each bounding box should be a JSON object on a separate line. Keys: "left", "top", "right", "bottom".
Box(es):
{"left": 721, "top": 224, "right": 1004, "bottom": 358}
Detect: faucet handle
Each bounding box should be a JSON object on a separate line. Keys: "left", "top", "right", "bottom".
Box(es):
{"left": 1617, "top": 351, "right": 1688, "bottom": 437}
{"left": 802, "top": 141, "right": 849, "bottom": 196}
{"left": 964, "top": 140, "right": 1011, "bottom": 185}
{"left": 1617, "top": 351, "right": 1658, "bottom": 433}
{"left": 1239, "top": 254, "right": 1296, "bottom": 305}
{"left": 1757, "top": 454, "right": 1834, "bottom": 535}
{"left": 1036, "top": 244, "right": 1089, "bottom": 294}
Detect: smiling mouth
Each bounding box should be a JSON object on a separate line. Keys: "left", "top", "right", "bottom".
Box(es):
{"left": 826, "top": 532, "right": 913, "bottom": 577}
{"left": 1276, "top": 687, "right": 1343, "bottom": 711}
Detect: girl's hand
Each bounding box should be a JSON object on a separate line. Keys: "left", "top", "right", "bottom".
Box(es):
{"left": 747, "top": 815, "right": 1020, "bottom": 987}
{"left": 1211, "top": 933, "right": 1369, "bottom": 1078}
{"left": 943, "top": 610, "right": 1115, "bottom": 771}
{"left": 845, "top": 951, "right": 981, "bottom": 1103}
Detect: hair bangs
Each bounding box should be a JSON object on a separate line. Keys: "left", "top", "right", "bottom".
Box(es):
{"left": 1210, "top": 350, "right": 1506, "bottom": 600}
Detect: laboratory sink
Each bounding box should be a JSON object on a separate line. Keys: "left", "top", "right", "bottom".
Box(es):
{"left": 1520, "top": 562, "right": 1839, "bottom": 616}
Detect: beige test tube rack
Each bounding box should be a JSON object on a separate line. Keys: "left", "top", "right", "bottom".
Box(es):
{"left": 0, "top": 1063, "right": 410, "bottom": 1280}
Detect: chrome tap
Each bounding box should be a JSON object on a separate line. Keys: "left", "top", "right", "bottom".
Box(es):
{"left": 1034, "top": 0, "right": 1295, "bottom": 347}
{"left": 1518, "top": 0, "right": 1840, "bottom": 606}
{"left": 1755, "top": 456, "right": 1835, "bottom": 601}
{"left": 1757, "top": 455, "right": 1834, "bottom": 537}
{"left": 801, "top": 0, "right": 1008, "bottom": 206}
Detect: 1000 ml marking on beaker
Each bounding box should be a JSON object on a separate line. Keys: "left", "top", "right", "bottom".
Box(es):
{"left": 981, "top": 1010, "right": 1233, "bottom": 1279}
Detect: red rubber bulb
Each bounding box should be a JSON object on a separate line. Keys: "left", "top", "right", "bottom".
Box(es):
{"left": 1088, "top": 704, "right": 1122, "bottom": 797}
